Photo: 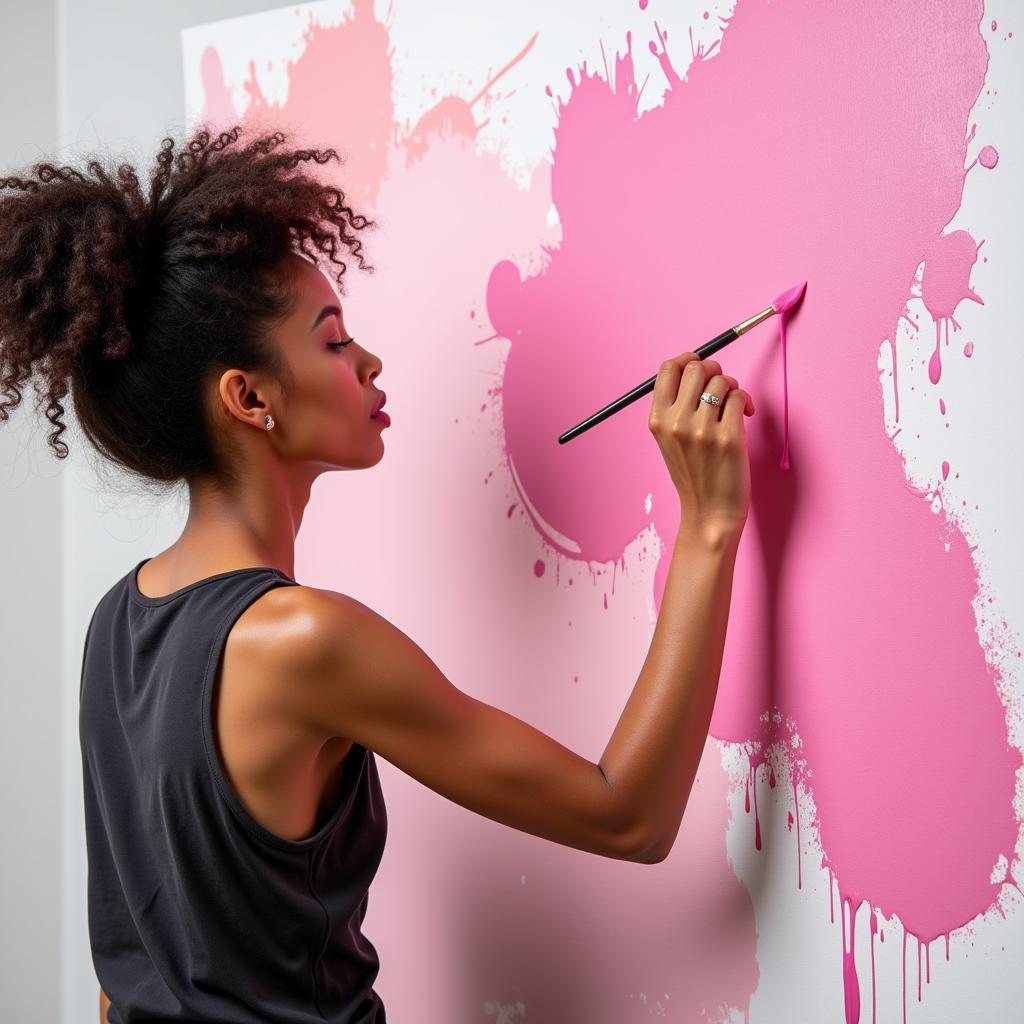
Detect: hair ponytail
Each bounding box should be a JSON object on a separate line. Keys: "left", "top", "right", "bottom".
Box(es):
{"left": 0, "top": 122, "right": 377, "bottom": 489}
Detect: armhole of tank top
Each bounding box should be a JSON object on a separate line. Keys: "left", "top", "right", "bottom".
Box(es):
{"left": 200, "top": 575, "right": 366, "bottom": 853}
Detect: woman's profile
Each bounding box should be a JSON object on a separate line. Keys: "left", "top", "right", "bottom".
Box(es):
{"left": 0, "top": 122, "right": 753, "bottom": 1023}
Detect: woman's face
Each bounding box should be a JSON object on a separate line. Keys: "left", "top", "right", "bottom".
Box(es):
{"left": 262, "top": 252, "right": 387, "bottom": 473}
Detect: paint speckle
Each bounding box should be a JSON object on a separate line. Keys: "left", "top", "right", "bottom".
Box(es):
{"left": 533, "top": 559, "right": 545, "bottom": 577}
{"left": 978, "top": 144, "right": 999, "bottom": 168}
{"left": 920, "top": 230, "right": 984, "bottom": 384}
{"left": 920, "top": 230, "right": 984, "bottom": 323}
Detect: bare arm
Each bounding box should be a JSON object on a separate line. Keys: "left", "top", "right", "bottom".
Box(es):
{"left": 263, "top": 517, "right": 738, "bottom": 865}
{"left": 262, "top": 586, "right": 657, "bottom": 863}
{"left": 599, "top": 520, "right": 742, "bottom": 861}
{"left": 99, "top": 987, "right": 110, "bottom": 1023}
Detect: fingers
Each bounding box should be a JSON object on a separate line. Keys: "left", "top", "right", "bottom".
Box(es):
{"left": 695, "top": 372, "right": 735, "bottom": 418}
{"left": 678, "top": 358, "right": 722, "bottom": 409}
{"left": 697, "top": 374, "right": 756, "bottom": 418}
{"left": 651, "top": 352, "right": 702, "bottom": 423}
{"left": 721, "top": 387, "right": 754, "bottom": 431}
{"left": 650, "top": 352, "right": 755, "bottom": 428}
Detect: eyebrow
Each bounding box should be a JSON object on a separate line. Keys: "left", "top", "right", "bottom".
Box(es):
{"left": 310, "top": 304, "right": 341, "bottom": 331}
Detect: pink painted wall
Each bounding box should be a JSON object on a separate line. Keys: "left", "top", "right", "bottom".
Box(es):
{"left": 186, "top": 2, "right": 1021, "bottom": 1020}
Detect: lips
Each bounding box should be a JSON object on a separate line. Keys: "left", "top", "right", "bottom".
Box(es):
{"left": 372, "top": 392, "right": 386, "bottom": 416}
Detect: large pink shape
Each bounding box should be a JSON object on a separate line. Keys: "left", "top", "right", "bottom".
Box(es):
{"left": 192, "top": 0, "right": 1023, "bottom": 1019}
{"left": 488, "top": 0, "right": 1020, "bottom": 1006}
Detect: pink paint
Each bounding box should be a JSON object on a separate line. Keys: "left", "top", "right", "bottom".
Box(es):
{"left": 869, "top": 908, "right": 880, "bottom": 1023}
{"left": 193, "top": 2, "right": 1019, "bottom": 1020}
{"left": 770, "top": 278, "right": 807, "bottom": 466}
{"left": 771, "top": 279, "right": 807, "bottom": 313}
{"left": 792, "top": 771, "right": 802, "bottom": 888}
{"left": 964, "top": 340, "right": 974, "bottom": 357}
{"left": 778, "top": 304, "right": 792, "bottom": 469}
{"left": 770, "top": 278, "right": 802, "bottom": 466}
{"left": 920, "top": 230, "right": 984, "bottom": 384}
{"left": 841, "top": 896, "right": 861, "bottom": 1023}
{"left": 978, "top": 144, "right": 999, "bottom": 168}
{"left": 486, "top": 3, "right": 1017, "bottom": 1020}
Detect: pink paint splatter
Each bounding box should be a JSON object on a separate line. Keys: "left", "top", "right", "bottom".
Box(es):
{"left": 920, "top": 229, "right": 984, "bottom": 384}
{"left": 488, "top": 3, "right": 1017, "bottom": 1021}
{"left": 978, "top": 143, "right": 999, "bottom": 167}
{"left": 966, "top": 139, "right": 999, "bottom": 171}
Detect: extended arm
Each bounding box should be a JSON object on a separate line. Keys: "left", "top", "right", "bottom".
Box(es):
{"left": 260, "top": 587, "right": 657, "bottom": 862}
{"left": 598, "top": 522, "right": 741, "bottom": 860}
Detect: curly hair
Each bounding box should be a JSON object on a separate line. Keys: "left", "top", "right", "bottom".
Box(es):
{"left": 0, "top": 121, "right": 377, "bottom": 489}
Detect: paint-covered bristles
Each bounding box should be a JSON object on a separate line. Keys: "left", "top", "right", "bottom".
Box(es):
{"left": 771, "top": 280, "right": 807, "bottom": 314}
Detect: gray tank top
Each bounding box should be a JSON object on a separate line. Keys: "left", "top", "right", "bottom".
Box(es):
{"left": 78, "top": 558, "right": 388, "bottom": 1023}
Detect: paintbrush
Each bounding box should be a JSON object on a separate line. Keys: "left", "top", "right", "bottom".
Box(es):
{"left": 557, "top": 281, "right": 807, "bottom": 444}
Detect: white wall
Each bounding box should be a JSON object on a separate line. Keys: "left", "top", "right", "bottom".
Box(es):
{"left": 0, "top": 4, "right": 60, "bottom": 1023}
{"left": 0, "top": 2, "right": 308, "bottom": 1021}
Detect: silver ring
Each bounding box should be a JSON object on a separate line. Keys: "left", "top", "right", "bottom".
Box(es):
{"left": 699, "top": 391, "right": 722, "bottom": 406}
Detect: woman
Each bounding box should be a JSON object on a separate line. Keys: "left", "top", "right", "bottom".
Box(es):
{"left": 0, "top": 123, "right": 755, "bottom": 1023}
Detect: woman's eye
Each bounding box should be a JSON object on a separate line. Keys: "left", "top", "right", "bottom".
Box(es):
{"left": 327, "top": 338, "right": 354, "bottom": 351}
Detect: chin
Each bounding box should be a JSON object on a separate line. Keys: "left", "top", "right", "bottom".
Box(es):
{"left": 339, "top": 443, "right": 386, "bottom": 471}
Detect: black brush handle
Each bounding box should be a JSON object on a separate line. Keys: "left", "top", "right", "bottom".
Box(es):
{"left": 557, "top": 327, "right": 739, "bottom": 444}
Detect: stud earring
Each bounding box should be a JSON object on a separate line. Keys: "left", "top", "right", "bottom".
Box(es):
{"left": 264, "top": 414, "right": 276, "bottom": 431}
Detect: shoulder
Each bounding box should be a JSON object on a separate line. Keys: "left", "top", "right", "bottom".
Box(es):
{"left": 229, "top": 582, "right": 389, "bottom": 681}
{"left": 219, "top": 584, "right": 366, "bottom": 739}
{"left": 233, "top": 581, "right": 436, "bottom": 712}
{"left": 230, "top": 583, "right": 349, "bottom": 660}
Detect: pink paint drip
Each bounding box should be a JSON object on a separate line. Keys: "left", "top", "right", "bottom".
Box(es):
{"left": 841, "top": 896, "right": 861, "bottom": 1024}
{"left": 792, "top": 771, "right": 801, "bottom": 889}
{"left": 779, "top": 307, "right": 791, "bottom": 470}
{"left": 771, "top": 280, "right": 803, "bottom": 470}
